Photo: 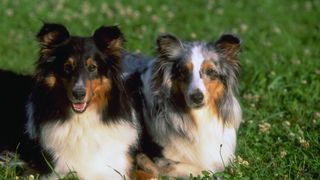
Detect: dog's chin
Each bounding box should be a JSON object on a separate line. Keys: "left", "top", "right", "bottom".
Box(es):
{"left": 187, "top": 102, "right": 205, "bottom": 109}
{"left": 72, "top": 102, "right": 88, "bottom": 113}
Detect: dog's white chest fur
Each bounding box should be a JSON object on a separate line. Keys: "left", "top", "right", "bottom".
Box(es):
{"left": 40, "top": 110, "right": 138, "bottom": 179}
{"left": 163, "top": 107, "right": 236, "bottom": 173}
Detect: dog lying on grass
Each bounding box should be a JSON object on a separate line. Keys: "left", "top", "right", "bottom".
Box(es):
{"left": 0, "top": 23, "right": 141, "bottom": 179}
{"left": 124, "top": 33, "right": 242, "bottom": 178}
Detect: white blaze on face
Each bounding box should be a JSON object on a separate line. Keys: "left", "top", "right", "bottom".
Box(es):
{"left": 189, "top": 46, "right": 206, "bottom": 95}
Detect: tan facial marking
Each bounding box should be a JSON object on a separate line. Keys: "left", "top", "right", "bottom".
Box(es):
{"left": 63, "top": 57, "right": 76, "bottom": 73}
{"left": 64, "top": 57, "right": 75, "bottom": 67}
{"left": 202, "top": 59, "right": 215, "bottom": 71}
{"left": 184, "top": 61, "right": 193, "bottom": 72}
{"left": 201, "top": 60, "right": 224, "bottom": 115}
{"left": 67, "top": 57, "right": 75, "bottom": 65}
{"left": 205, "top": 79, "right": 224, "bottom": 115}
{"left": 86, "top": 57, "right": 95, "bottom": 66}
{"left": 86, "top": 76, "right": 111, "bottom": 112}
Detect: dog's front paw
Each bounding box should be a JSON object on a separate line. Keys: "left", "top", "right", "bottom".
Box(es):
{"left": 136, "top": 153, "right": 160, "bottom": 176}
{"left": 153, "top": 157, "right": 178, "bottom": 174}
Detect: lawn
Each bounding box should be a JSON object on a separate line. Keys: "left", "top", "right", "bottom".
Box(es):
{"left": 0, "top": 0, "right": 319, "bottom": 179}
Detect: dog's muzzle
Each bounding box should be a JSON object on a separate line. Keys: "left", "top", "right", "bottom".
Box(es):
{"left": 189, "top": 90, "right": 204, "bottom": 106}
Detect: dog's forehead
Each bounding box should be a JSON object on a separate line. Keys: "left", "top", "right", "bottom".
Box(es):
{"left": 69, "top": 37, "right": 94, "bottom": 51}
{"left": 187, "top": 43, "right": 219, "bottom": 70}
{"left": 67, "top": 37, "right": 98, "bottom": 62}
{"left": 193, "top": 43, "right": 218, "bottom": 60}
{"left": 66, "top": 56, "right": 98, "bottom": 67}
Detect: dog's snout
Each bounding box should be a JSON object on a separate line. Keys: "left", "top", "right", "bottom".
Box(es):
{"left": 189, "top": 91, "right": 204, "bottom": 104}
{"left": 72, "top": 88, "right": 86, "bottom": 100}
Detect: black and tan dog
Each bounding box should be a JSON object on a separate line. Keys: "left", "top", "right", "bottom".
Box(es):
{"left": 0, "top": 23, "right": 140, "bottom": 179}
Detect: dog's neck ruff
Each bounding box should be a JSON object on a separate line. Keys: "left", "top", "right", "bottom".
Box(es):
{"left": 27, "top": 104, "right": 138, "bottom": 179}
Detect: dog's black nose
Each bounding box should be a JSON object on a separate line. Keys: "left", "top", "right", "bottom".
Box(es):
{"left": 190, "top": 91, "right": 204, "bottom": 104}
{"left": 72, "top": 89, "right": 86, "bottom": 100}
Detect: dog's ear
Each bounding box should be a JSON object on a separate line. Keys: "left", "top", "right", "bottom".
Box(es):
{"left": 37, "top": 23, "right": 70, "bottom": 48}
{"left": 93, "top": 26, "right": 124, "bottom": 57}
{"left": 152, "top": 34, "right": 183, "bottom": 100}
{"left": 151, "top": 63, "right": 173, "bottom": 101}
{"left": 157, "top": 34, "right": 183, "bottom": 59}
{"left": 215, "top": 34, "right": 241, "bottom": 62}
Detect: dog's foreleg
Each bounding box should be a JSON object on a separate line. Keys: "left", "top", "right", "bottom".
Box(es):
{"left": 154, "top": 158, "right": 206, "bottom": 178}
{"left": 136, "top": 153, "right": 160, "bottom": 177}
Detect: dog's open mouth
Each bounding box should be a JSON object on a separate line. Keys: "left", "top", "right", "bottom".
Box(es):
{"left": 72, "top": 102, "right": 88, "bottom": 113}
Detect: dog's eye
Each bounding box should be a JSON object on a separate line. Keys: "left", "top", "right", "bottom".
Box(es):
{"left": 173, "top": 65, "right": 187, "bottom": 79}
{"left": 179, "top": 66, "right": 189, "bottom": 76}
{"left": 205, "top": 69, "right": 218, "bottom": 79}
{"left": 64, "top": 64, "right": 73, "bottom": 74}
{"left": 88, "top": 64, "right": 97, "bottom": 72}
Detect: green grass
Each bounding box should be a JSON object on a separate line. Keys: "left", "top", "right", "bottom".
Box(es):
{"left": 0, "top": 0, "right": 319, "bottom": 179}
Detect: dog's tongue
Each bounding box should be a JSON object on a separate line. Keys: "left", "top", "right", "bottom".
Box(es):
{"left": 72, "top": 103, "right": 87, "bottom": 113}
